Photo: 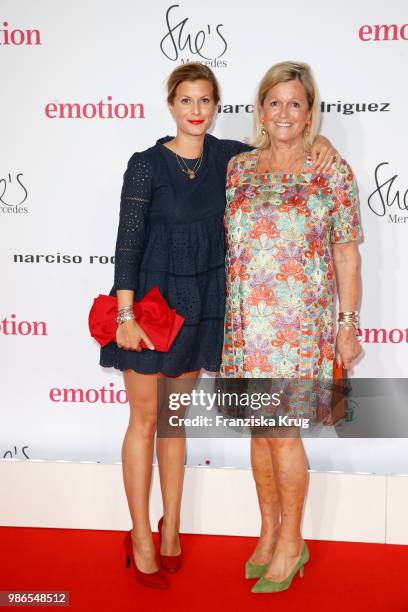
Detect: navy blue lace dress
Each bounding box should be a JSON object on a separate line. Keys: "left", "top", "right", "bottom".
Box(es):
{"left": 100, "top": 134, "right": 249, "bottom": 376}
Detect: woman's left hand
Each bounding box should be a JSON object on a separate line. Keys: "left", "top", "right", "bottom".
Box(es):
{"left": 310, "top": 135, "right": 340, "bottom": 172}
{"left": 335, "top": 327, "right": 363, "bottom": 370}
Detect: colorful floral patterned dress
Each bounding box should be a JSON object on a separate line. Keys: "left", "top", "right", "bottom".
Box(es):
{"left": 220, "top": 150, "right": 362, "bottom": 382}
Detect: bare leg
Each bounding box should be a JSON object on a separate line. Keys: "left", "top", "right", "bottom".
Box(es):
{"left": 263, "top": 435, "right": 309, "bottom": 581}
{"left": 248, "top": 437, "right": 281, "bottom": 565}
{"left": 156, "top": 369, "right": 200, "bottom": 556}
{"left": 122, "top": 370, "right": 162, "bottom": 573}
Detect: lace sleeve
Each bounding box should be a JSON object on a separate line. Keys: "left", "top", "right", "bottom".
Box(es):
{"left": 113, "top": 153, "right": 152, "bottom": 291}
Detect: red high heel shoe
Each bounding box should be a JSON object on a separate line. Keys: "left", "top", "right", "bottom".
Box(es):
{"left": 158, "top": 517, "right": 182, "bottom": 573}
{"left": 123, "top": 531, "right": 168, "bottom": 589}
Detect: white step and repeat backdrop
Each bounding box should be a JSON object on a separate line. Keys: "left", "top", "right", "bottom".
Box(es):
{"left": 1, "top": 0, "right": 408, "bottom": 472}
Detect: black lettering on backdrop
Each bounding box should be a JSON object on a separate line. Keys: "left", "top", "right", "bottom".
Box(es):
{"left": 368, "top": 162, "right": 408, "bottom": 217}
{"left": 0, "top": 172, "right": 28, "bottom": 207}
{"left": 3, "top": 445, "right": 29, "bottom": 459}
{"left": 160, "top": 4, "right": 227, "bottom": 61}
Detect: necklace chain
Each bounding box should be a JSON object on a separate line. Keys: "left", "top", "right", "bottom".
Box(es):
{"left": 175, "top": 149, "right": 204, "bottom": 179}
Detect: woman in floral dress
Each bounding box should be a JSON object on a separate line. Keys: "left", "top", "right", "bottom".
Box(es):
{"left": 220, "top": 61, "right": 363, "bottom": 593}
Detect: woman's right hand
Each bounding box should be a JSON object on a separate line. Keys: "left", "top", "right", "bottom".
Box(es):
{"left": 116, "top": 319, "right": 155, "bottom": 352}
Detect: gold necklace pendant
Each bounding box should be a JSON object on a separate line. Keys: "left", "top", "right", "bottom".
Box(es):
{"left": 175, "top": 148, "right": 203, "bottom": 179}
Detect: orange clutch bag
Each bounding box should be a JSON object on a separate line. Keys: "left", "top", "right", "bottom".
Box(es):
{"left": 331, "top": 361, "right": 348, "bottom": 423}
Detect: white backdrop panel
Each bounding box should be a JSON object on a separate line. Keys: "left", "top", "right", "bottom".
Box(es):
{"left": 1, "top": 0, "right": 407, "bottom": 472}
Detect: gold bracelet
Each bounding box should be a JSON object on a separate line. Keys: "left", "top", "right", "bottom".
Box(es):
{"left": 116, "top": 306, "right": 134, "bottom": 324}
{"left": 338, "top": 320, "right": 358, "bottom": 331}
{"left": 338, "top": 311, "right": 359, "bottom": 330}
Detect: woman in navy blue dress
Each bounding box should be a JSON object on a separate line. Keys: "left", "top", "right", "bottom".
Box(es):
{"left": 100, "top": 63, "right": 338, "bottom": 588}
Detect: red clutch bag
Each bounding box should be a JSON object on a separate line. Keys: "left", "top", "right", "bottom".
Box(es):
{"left": 88, "top": 286, "right": 184, "bottom": 352}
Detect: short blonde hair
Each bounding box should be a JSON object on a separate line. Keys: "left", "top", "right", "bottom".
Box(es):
{"left": 166, "top": 63, "right": 221, "bottom": 105}
{"left": 252, "top": 61, "right": 320, "bottom": 150}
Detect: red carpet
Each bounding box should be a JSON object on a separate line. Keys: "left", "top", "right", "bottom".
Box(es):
{"left": 1, "top": 527, "right": 407, "bottom": 611}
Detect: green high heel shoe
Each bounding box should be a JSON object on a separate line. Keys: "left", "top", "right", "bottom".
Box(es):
{"left": 251, "top": 543, "right": 310, "bottom": 593}
{"left": 245, "top": 560, "right": 269, "bottom": 579}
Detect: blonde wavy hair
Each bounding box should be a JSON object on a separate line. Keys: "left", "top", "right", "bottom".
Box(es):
{"left": 252, "top": 61, "right": 320, "bottom": 150}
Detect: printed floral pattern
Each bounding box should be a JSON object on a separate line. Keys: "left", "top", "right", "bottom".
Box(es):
{"left": 220, "top": 151, "right": 362, "bottom": 381}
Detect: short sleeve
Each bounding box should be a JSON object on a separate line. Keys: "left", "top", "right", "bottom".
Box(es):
{"left": 330, "top": 160, "right": 363, "bottom": 244}
{"left": 113, "top": 153, "right": 152, "bottom": 291}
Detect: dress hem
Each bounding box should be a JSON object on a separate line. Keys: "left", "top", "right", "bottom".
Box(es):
{"left": 99, "top": 361, "right": 219, "bottom": 377}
